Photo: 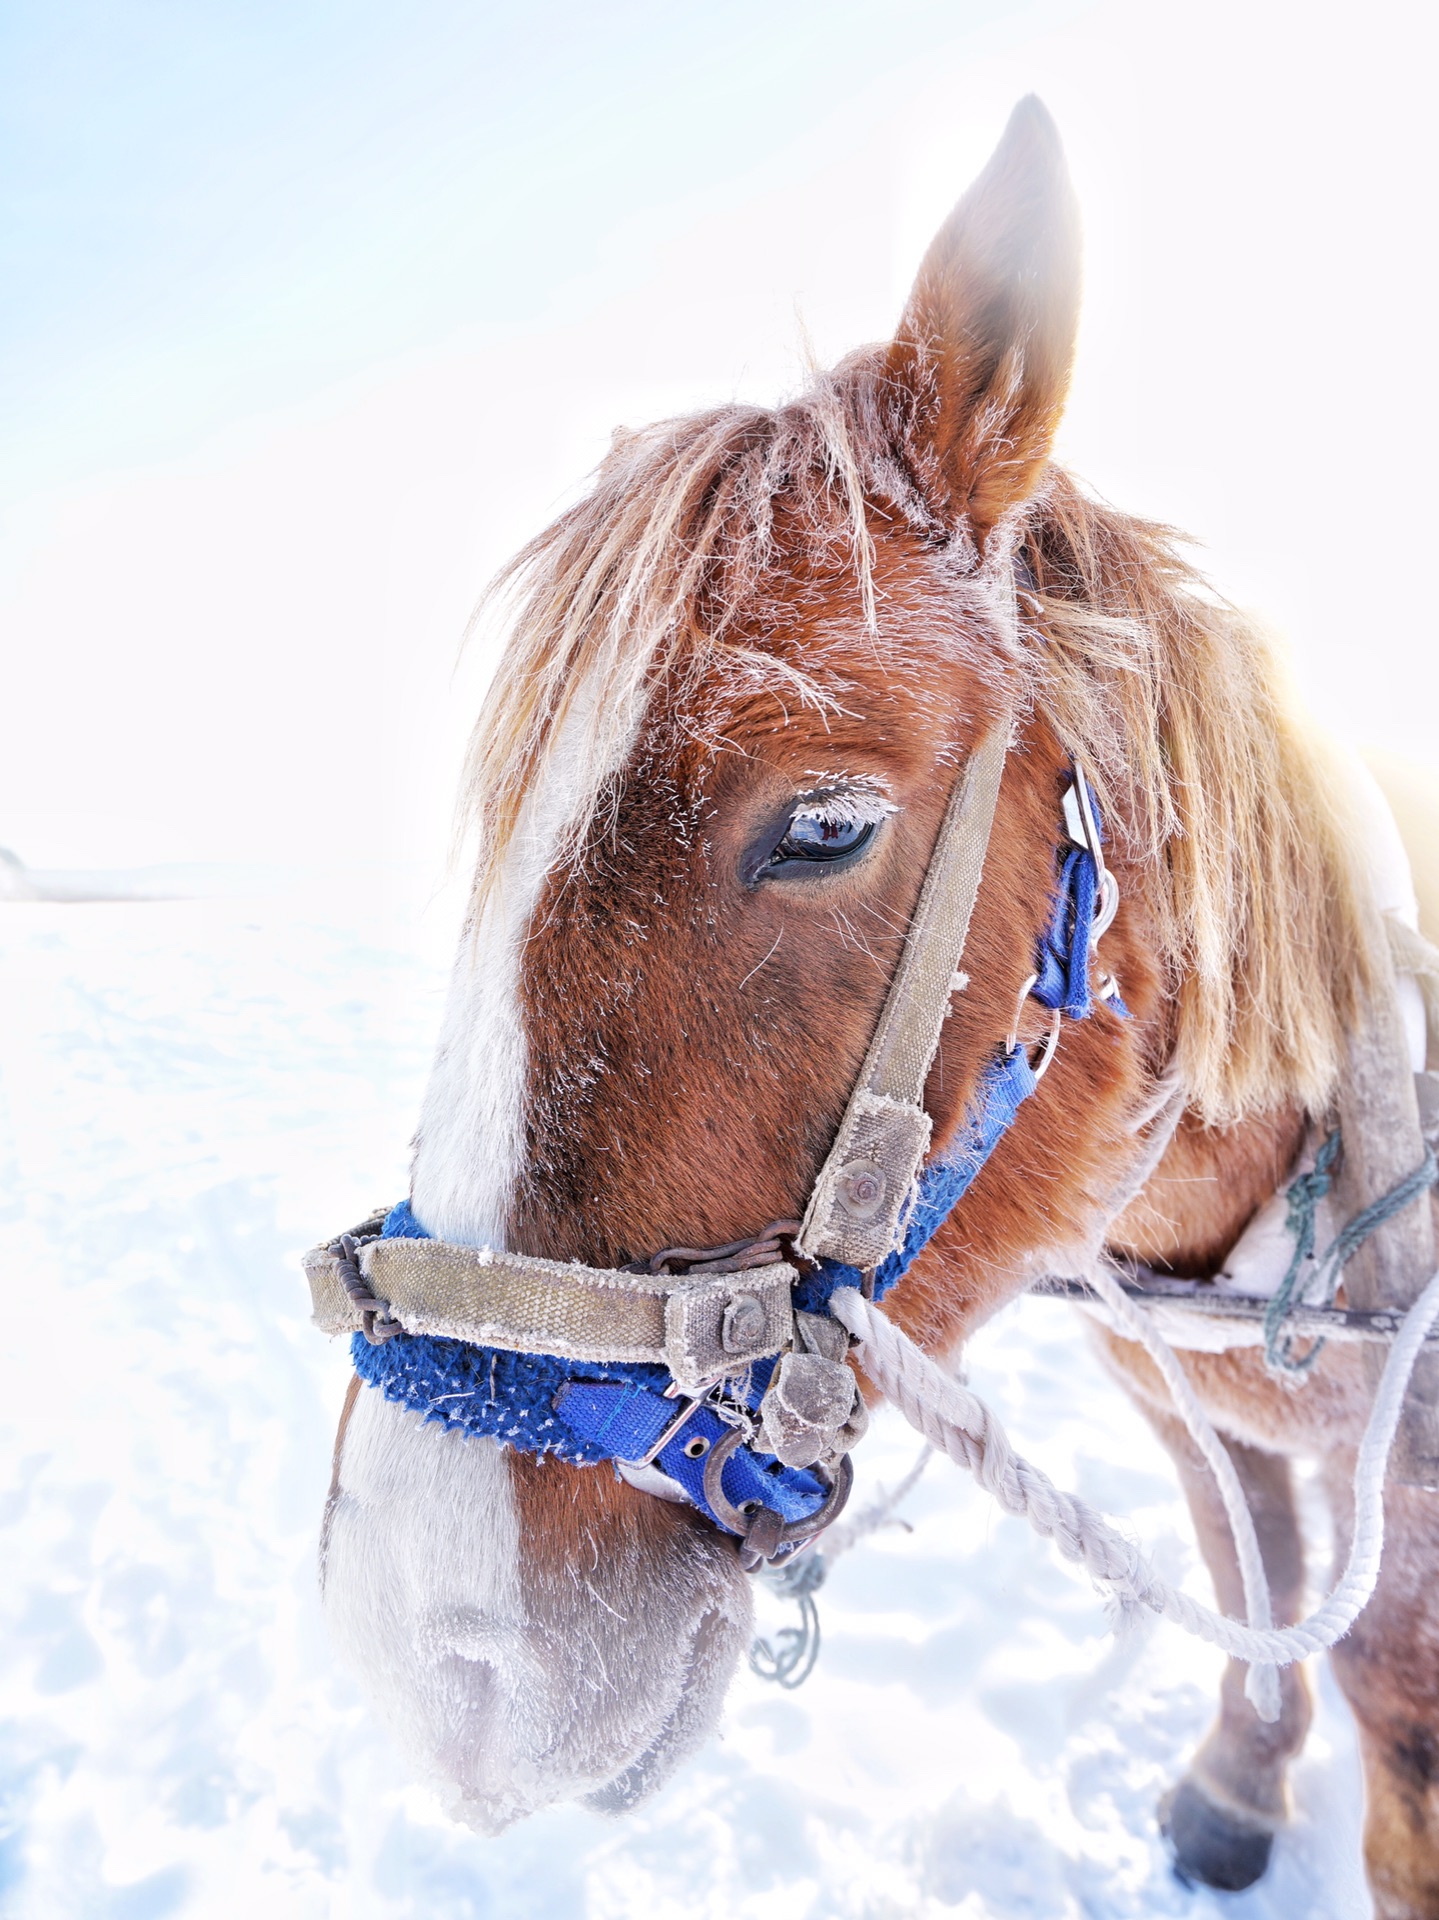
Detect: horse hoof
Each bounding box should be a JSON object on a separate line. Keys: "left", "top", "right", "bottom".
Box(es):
{"left": 1159, "top": 1778, "right": 1275, "bottom": 1893}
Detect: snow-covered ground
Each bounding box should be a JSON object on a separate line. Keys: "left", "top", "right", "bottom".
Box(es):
{"left": 1, "top": 884, "right": 1375, "bottom": 1919}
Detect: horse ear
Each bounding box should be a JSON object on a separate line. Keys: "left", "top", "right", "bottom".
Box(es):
{"left": 887, "top": 96, "right": 1081, "bottom": 547}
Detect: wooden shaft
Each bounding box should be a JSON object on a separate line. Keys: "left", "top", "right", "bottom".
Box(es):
{"left": 1336, "top": 977, "right": 1439, "bottom": 1487}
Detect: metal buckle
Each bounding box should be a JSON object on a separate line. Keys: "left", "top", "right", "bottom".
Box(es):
{"left": 617, "top": 1377, "right": 760, "bottom": 1472}
{"left": 616, "top": 1393, "right": 708, "bottom": 1470}
{"left": 700, "top": 1426, "right": 854, "bottom": 1568}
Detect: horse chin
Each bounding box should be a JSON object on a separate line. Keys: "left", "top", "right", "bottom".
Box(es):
{"left": 322, "top": 1386, "right": 753, "bottom": 1831}
{"left": 440, "top": 1592, "right": 747, "bottom": 1833}
{"left": 575, "top": 1597, "right": 752, "bottom": 1818}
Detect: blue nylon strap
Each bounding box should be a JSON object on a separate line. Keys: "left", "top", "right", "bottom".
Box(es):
{"left": 794, "top": 793, "right": 1126, "bottom": 1311}
{"left": 554, "top": 1372, "right": 827, "bottom": 1522}
{"left": 348, "top": 775, "right": 1126, "bottom": 1539}
{"left": 550, "top": 1375, "right": 681, "bottom": 1457}
{"left": 1033, "top": 845, "right": 1099, "bottom": 1017}
{"left": 649, "top": 1408, "right": 826, "bottom": 1523}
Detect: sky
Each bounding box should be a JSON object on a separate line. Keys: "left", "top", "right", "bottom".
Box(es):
{"left": 3, "top": 0, "right": 1437, "bottom": 877}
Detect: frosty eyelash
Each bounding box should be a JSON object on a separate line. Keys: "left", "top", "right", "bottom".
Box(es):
{"left": 790, "top": 782, "right": 898, "bottom": 831}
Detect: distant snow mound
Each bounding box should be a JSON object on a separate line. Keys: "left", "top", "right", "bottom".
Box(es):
{"left": 0, "top": 847, "right": 42, "bottom": 900}
{"left": 0, "top": 846, "right": 176, "bottom": 902}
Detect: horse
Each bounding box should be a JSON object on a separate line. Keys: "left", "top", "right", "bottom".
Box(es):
{"left": 313, "top": 97, "right": 1439, "bottom": 1914}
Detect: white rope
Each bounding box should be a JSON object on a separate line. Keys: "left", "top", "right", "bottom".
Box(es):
{"left": 831, "top": 1264, "right": 1439, "bottom": 1675}
{"left": 819, "top": 1443, "right": 933, "bottom": 1561}
{"left": 1083, "top": 1262, "right": 1280, "bottom": 1720}
{"left": 1059, "top": 1078, "right": 1294, "bottom": 1700}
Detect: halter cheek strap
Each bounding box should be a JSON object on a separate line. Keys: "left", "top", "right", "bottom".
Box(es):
{"left": 798, "top": 717, "right": 1014, "bottom": 1273}
{"left": 304, "top": 729, "right": 1126, "bottom": 1555}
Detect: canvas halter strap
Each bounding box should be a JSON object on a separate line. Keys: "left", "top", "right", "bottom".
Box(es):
{"left": 797, "top": 719, "right": 1011, "bottom": 1271}
{"left": 304, "top": 696, "right": 1125, "bottom": 1563}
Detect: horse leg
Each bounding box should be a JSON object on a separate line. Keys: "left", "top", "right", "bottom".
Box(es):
{"left": 1323, "top": 1463, "right": 1439, "bottom": 1918}
{"left": 1141, "top": 1406, "right": 1313, "bottom": 1891}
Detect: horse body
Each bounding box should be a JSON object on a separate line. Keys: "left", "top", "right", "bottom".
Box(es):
{"left": 319, "top": 98, "right": 1439, "bottom": 1911}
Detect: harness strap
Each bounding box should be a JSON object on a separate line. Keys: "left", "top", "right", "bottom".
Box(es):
{"left": 337, "top": 1199, "right": 843, "bottom": 1553}
{"left": 305, "top": 1228, "right": 797, "bottom": 1395}
{"left": 798, "top": 712, "right": 1014, "bottom": 1270}
{"left": 1335, "top": 949, "right": 1439, "bottom": 1486}
{"left": 791, "top": 1045, "right": 1040, "bottom": 1314}
{"left": 1033, "top": 1261, "right": 1439, "bottom": 1348}
{"left": 304, "top": 760, "right": 1113, "bottom": 1366}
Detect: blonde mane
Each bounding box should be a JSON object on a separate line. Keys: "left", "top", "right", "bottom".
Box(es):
{"left": 1023, "top": 473, "right": 1379, "bottom": 1123}
{"left": 459, "top": 377, "right": 876, "bottom": 893}
{"left": 459, "top": 360, "right": 1378, "bottom": 1128}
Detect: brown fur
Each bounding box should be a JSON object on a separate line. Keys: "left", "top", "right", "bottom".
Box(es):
{"left": 1150, "top": 1406, "right": 1314, "bottom": 1827}
{"left": 342, "top": 97, "right": 1438, "bottom": 1902}
{"left": 1110, "top": 1107, "right": 1306, "bottom": 1278}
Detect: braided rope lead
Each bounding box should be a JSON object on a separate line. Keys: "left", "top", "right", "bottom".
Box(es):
{"left": 1083, "top": 1263, "right": 1280, "bottom": 1720}
{"left": 830, "top": 1264, "right": 1439, "bottom": 1674}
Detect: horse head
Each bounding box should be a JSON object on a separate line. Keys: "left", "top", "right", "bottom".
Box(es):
{"left": 320, "top": 96, "right": 1169, "bottom": 1830}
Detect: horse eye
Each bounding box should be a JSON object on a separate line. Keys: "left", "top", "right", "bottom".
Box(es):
{"left": 769, "top": 813, "right": 876, "bottom": 866}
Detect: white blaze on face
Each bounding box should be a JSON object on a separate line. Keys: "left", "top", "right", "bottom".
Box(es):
{"left": 329, "top": 680, "right": 756, "bottom": 1832}
{"left": 411, "top": 684, "right": 609, "bottom": 1248}
{"left": 408, "top": 879, "right": 535, "bottom": 1248}
{"left": 322, "top": 1388, "right": 536, "bottom": 1830}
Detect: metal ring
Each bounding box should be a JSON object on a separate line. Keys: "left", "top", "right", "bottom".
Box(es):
{"left": 1029, "top": 1008, "right": 1062, "bottom": 1082}
{"left": 1092, "top": 869, "right": 1120, "bottom": 944}
{"left": 1005, "top": 976, "right": 1062, "bottom": 1082}
{"left": 700, "top": 1428, "right": 854, "bottom": 1561}
{"left": 1004, "top": 973, "right": 1039, "bottom": 1055}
